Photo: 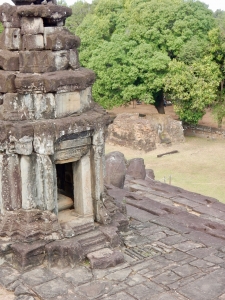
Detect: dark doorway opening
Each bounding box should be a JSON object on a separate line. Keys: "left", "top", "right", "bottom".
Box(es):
{"left": 56, "top": 162, "right": 74, "bottom": 212}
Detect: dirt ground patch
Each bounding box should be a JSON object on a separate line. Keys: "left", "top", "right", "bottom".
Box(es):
{"left": 107, "top": 103, "right": 225, "bottom": 203}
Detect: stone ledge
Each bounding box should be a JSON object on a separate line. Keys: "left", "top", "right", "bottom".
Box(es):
{"left": 15, "top": 68, "right": 95, "bottom": 93}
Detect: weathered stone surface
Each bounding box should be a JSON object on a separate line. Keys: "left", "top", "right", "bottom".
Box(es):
{"left": 1, "top": 153, "right": 22, "bottom": 212}
{"left": 0, "top": 93, "right": 33, "bottom": 121}
{"left": 0, "top": 209, "right": 63, "bottom": 242}
{"left": 0, "top": 28, "right": 21, "bottom": 50}
{"left": 22, "top": 34, "right": 44, "bottom": 51}
{"left": 0, "top": 3, "right": 21, "bottom": 28}
{"left": 21, "top": 267, "right": 57, "bottom": 286}
{"left": 87, "top": 248, "right": 124, "bottom": 269}
{"left": 15, "top": 68, "right": 95, "bottom": 93}
{"left": 17, "top": 4, "right": 72, "bottom": 23}
{"left": 178, "top": 268, "right": 225, "bottom": 300}
{"left": 126, "top": 158, "right": 146, "bottom": 180}
{"left": 0, "top": 265, "right": 20, "bottom": 288}
{"left": 33, "top": 278, "right": 70, "bottom": 299}
{"left": 145, "top": 169, "right": 155, "bottom": 180}
{"left": 63, "top": 267, "right": 93, "bottom": 286}
{"left": 55, "top": 91, "right": 80, "bottom": 118}
{"left": 0, "top": 71, "right": 16, "bottom": 93}
{"left": 0, "top": 50, "right": 19, "bottom": 71}
{"left": 105, "top": 151, "right": 127, "bottom": 188}
{"left": 46, "top": 32, "right": 80, "bottom": 51}
{"left": 11, "top": 240, "right": 48, "bottom": 271}
{"left": 19, "top": 50, "right": 69, "bottom": 73}
{"left": 99, "top": 226, "right": 121, "bottom": 247}
{"left": 69, "top": 48, "right": 80, "bottom": 70}
{"left": 45, "top": 238, "right": 84, "bottom": 268}
{"left": 33, "top": 122, "right": 54, "bottom": 155}
{"left": 107, "top": 113, "right": 184, "bottom": 152}
{"left": 21, "top": 17, "right": 44, "bottom": 35}
{"left": 34, "top": 93, "right": 55, "bottom": 120}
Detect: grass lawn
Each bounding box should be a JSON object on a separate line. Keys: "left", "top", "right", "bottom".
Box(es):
{"left": 106, "top": 136, "right": 225, "bottom": 203}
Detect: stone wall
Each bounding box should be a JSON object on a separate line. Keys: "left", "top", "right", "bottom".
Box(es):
{"left": 183, "top": 123, "right": 225, "bottom": 139}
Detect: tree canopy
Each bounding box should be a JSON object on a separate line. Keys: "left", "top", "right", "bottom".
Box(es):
{"left": 66, "top": 0, "right": 224, "bottom": 125}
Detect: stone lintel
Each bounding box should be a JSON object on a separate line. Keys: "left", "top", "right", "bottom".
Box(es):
{"left": 55, "top": 136, "right": 91, "bottom": 151}
{"left": 54, "top": 145, "right": 90, "bottom": 164}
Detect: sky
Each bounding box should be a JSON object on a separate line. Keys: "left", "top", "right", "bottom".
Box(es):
{"left": 0, "top": 0, "right": 225, "bottom": 11}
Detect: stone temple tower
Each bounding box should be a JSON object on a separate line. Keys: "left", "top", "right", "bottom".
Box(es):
{"left": 0, "top": 0, "right": 126, "bottom": 270}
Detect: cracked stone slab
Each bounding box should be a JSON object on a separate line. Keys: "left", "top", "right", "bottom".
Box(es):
{"left": 105, "top": 268, "right": 132, "bottom": 281}
{"left": 33, "top": 278, "right": 71, "bottom": 299}
{"left": 77, "top": 280, "right": 113, "bottom": 299}
{"left": 101, "top": 291, "right": 136, "bottom": 299}
{"left": 21, "top": 267, "right": 57, "bottom": 286}
{"left": 63, "top": 267, "right": 93, "bottom": 286}
{"left": 178, "top": 268, "right": 225, "bottom": 300}
{"left": 172, "top": 264, "right": 199, "bottom": 277}
{"left": 126, "top": 283, "right": 162, "bottom": 300}
{"left": 0, "top": 265, "right": 20, "bottom": 288}
{"left": 152, "top": 270, "right": 181, "bottom": 285}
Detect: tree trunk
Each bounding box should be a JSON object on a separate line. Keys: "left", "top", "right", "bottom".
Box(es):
{"left": 154, "top": 90, "right": 165, "bottom": 114}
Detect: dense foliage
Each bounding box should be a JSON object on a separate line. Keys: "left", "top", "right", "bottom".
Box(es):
{"left": 67, "top": 0, "right": 224, "bottom": 124}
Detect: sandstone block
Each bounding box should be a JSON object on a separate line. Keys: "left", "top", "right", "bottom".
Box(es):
{"left": 0, "top": 50, "right": 19, "bottom": 71}
{"left": 11, "top": 240, "right": 47, "bottom": 271}
{"left": 22, "top": 34, "right": 44, "bottom": 51}
{"left": 1, "top": 153, "right": 22, "bottom": 211}
{"left": 80, "top": 86, "right": 93, "bottom": 111}
{"left": 87, "top": 248, "right": 124, "bottom": 269}
{"left": 45, "top": 32, "right": 80, "bottom": 50}
{"left": 0, "top": 3, "right": 20, "bottom": 28}
{"left": 19, "top": 50, "right": 69, "bottom": 73}
{"left": 0, "top": 71, "right": 16, "bottom": 93}
{"left": 69, "top": 48, "right": 80, "bottom": 70}
{"left": 55, "top": 91, "right": 81, "bottom": 118}
{"left": 14, "top": 136, "right": 33, "bottom": 155}
{"left": 21, "top": 154, "right": 38, "bottom": 209}
{"left": 1, "top": 93, "right": 33, "bottom": 121}
{"left": 43, "top": 27, "right": 64, "bottom": 46}
{"left": 105, "top": 151, "right": 127, "bottom": 188}
{"left": 73, "top": 152, "right": 93, "bottom": 216}
{"left": 0, "top": 28, "right": 21, "bottom": 50}
{"left": 33, "top": 121, "right": 54, "bottom": 155}
{"left": 34, "top": 93, "right": 55, "bottom": 120}
{"left": 126, "top": 158, "right": 146, "bottom": 179}
{"left": 21, "top": 17, "right": 44, "bottom": 35}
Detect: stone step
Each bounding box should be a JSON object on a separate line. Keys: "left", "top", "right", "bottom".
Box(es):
{"left": 87, "top": 248, "right": 124, "bottom": 269}
{"left": 75, "top": 230, "right": 107, "bottom": 255}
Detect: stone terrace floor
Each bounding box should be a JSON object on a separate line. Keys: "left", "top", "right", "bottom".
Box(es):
{"left": 1, "top": 178, "right": 225, "bottom": 300}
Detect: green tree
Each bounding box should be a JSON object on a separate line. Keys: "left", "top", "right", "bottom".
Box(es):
{"left": 75, "top": 0, "right": 217, "bottom": 120}
{"left": 66, "top": 1, "right": 95, "bottom": 33}
{"left": 208, "top": 11, "right": 225, "bottom": 126}
{"left": 164, "top": 58, "right": 221, "bottom": 124}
